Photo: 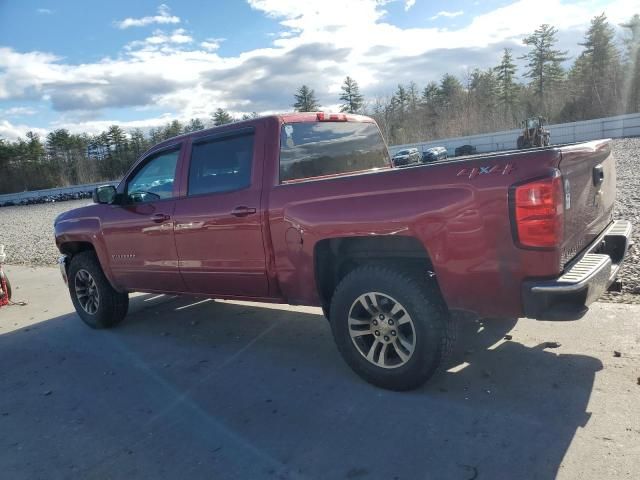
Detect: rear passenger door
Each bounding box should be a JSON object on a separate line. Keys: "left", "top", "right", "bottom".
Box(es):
{"left": 173, "top": 126, "right": 269, "bottom": 297}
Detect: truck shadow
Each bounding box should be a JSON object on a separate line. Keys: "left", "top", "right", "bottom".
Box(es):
{"left": 0, "top": 294, "right": 602, "bottom": 480}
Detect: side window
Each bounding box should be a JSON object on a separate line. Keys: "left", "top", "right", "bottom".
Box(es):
{"left": 127, "top": 148, "right": 180, "bottom": 203}
{"left": 188, "top": 132, "right": 254, "bottom": 196}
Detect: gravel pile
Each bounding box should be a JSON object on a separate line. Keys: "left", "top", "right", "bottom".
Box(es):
{"left": 601, "top": 137, "right": 640, "bottom": 304}
{"left": 0, "top": 199, "right": 90, "bottom": 267}
{"left": 0, "top": 138, "right": 638, "bottom": 304}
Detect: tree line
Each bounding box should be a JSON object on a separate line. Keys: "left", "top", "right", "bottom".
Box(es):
{"left": 0, "top": 13, "right": 638, "bottom": 194}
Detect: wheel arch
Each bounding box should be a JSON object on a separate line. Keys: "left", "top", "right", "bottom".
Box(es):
{"left": 58, "top": 240, "right": 96, "bottom": 258}
{"left": 58, "top": 240, "right": 123, "bottom": 292}
{"left": 314, "top": 235, "right": 437, "bottom": 310}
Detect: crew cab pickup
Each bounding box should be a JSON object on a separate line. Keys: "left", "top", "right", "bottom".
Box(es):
{"left": 55, "top": 112, "right": 632, "bottom": 390}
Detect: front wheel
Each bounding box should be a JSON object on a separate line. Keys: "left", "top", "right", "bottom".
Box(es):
{"left": 68, "top": 251, "right": 129, "bottom": 329}
{"left": 330, "top": 265, "right": 454, "bottom": 390}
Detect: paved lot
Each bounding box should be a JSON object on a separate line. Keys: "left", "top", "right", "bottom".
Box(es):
{"left": 0, "top": 266, "right": 638, "bottom": 480}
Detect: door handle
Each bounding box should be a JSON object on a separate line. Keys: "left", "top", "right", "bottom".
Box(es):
{"left": 150, "top": 213, "right": 170, "bottom": 223}
{"left": 231, "top": 206, "right": 257, "bottom": 217}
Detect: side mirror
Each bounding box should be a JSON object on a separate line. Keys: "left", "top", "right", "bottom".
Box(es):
{"left": 93, "top": 185, "right": 117, "bottom": 204}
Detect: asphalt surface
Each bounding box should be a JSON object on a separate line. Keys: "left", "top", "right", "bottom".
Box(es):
{"left": 1, "top": 266, "right": 639, "bottom": 480}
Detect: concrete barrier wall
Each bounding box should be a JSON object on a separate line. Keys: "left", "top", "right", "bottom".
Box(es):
{"left": 0, "top": 181, "right": 118, "bottom": 203}
{"left": 388, "top": 112, "right": 640, "bottom": 155}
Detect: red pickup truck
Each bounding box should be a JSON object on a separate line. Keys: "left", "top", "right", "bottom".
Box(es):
{"left": 54, "top": 112, "right": 632, "bottom": 390}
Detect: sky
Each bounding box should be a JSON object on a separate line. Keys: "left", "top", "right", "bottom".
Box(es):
{"left": 0, "top": 0, "right": 636, "bottom": 140}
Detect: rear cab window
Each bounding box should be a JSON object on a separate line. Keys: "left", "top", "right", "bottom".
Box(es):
{"left": 279, "top": 121, "right": 391, "bottom": 183}
{"left": 188, "top": 131, "right": 254, "bottom": 196}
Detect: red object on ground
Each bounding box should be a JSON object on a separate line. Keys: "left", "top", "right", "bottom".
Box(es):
{"left": 0, "top": 269, "right": 9, "bottom": 307}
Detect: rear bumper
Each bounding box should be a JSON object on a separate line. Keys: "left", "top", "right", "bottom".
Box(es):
{"left": 522, "top": 220, "right": 632, "bottom": 320}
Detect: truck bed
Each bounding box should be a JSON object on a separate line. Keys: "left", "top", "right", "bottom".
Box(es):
{"left": 268, "top": 140, "right": 616, "bottom": 318}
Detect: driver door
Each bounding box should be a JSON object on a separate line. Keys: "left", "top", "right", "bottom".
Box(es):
{"left": 101, "top": 145, "right": 187, "bottom": 293}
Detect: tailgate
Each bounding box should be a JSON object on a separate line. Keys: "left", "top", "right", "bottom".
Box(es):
{"left": 559, "top": 140, "right": 615, "bottom": 266}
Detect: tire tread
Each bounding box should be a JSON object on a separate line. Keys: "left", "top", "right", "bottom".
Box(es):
{"left": 330, "top": 264, "right": 455, "bottom": 390}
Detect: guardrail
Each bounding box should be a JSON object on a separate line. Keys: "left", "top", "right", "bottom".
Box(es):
{"left": 0, "top": 181, "right": 118, "bottom": 204}
{"left": 388, "top": 112, "right": 640, "bottom": 155}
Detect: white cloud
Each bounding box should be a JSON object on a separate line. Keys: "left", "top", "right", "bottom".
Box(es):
{"left": 404, "top": 0, "right": 416, "bottom": 11}
{"left": 200, "top": 38, "right": 225, "bottom": 51}
{"left": 2, "top": 0, "right": 638, "bottom": 137}
{"left": 114, "top": 4, "right": 180, "bottom": 29}
{"left": 36, "top": 8, "right": 53, "bottom": 15}
{"left": 0, "top": 106, "right": 38, "bottom": 116}
{"left": 430, "top": 10, "right": 464, "bottom": 21}
{"left": 124, "top": 28, "right": 194, "bottom": 52}
{"left": 0, "top": 120, "right": 47, "bottom": 140}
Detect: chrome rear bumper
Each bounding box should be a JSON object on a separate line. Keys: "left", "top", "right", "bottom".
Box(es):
{"left": 522, "top": 220, "right": 632, "bottom": 320}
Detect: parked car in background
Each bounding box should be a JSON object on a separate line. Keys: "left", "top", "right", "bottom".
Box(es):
{"left": 392, "top": 147, "right": 421, "bottom": 166}
{"left": 454, "top": 144, "right": 477, "bottom": 156}
{"left": 422, "top": 146, "right": 447, "bottom": 163}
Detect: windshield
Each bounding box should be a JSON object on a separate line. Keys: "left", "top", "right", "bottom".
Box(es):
{"left": 279, "top": 121, "right": 391, "bottom": 182}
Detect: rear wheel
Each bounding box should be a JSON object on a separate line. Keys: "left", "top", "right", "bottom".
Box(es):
{"left": 517, "top": 136, "right": 524, "bottom": 149}
{"left": 330, "top": 265, "right": 454, "bottom": 390}
{"left": 68, "top": 251, "right": 129, "bottom": 329}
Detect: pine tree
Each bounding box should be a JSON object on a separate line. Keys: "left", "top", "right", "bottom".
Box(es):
{"left": 129, "top": 128, "right": 147, "bottom": 158}
{"left": 407, "top": 81, "right": 419, "bottom": 112}
{"left": 241, "top": 112, "right": 260, "bottom": 120}
{"left": 392, "top": 84, "right": 409, "bottom": 113}
{"left": 621, "top": 14, "right": 640, "bottom": 113}
{"left": 577, "top": 13, "right": 622, "bottom": 116}
{"left": 420, "top": 82, "right": 439, "bottom": 105}
{"left": 212, "top": 108, "right": 234, "bottom": 126}
{"left": 470, "top": 69, "right": 499, "bottom": 109}
{"left": 521, "top": 24, "right": 569, "bottom": 102}
{"left": 162, "top": 120, "right": 184, "bottom": 139}
{"left": 183, "top": 118, "right": 205, "bottom": 133}
{"left": 339, "top": 76, "right": 364, "bottom": 113}
{"left": 438, "top": 74, "right": 463, "bottom": 107}
{"left": 494, "top": 48, "right": 519, "bottom": 110}
{"left": 293, "top": 85, "right": 320, "bottom": 111}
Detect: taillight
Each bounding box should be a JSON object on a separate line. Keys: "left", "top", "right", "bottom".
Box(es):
{"left": 511, "top": 174, "right": 564, "bottom": 248}
{"left": 317, "top": 112, "right": 347, "bottom": 122}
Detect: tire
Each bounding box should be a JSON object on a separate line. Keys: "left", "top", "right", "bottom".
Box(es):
{"left": 517, "top": 136, "right": 524, "bottom": 149}
{"left": 67, "top": 251, "right": 129, "bottom": 329}
{"left": 329, "top": 265, "right": 455, "bottom": 391}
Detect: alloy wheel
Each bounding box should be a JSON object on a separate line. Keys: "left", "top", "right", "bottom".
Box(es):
{"left": 74, "top": 269, "right": 100, "bottom": 315}
{"left": 348, "top": 292, "right": 417, "bottom": 369}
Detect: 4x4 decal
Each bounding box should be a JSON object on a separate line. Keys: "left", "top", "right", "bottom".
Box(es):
{"left": 457, "top": 163, "right": 514, "bottom": 179}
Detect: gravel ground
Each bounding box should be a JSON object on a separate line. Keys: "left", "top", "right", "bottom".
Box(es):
{"left": 0, "top": 138, "right": 638, "bottom": 303}
{"left": 0, "top": 199, "right": 91, "bottom": 267}
{"left": 601, "top": 137, "right": 640, "bottom": 304}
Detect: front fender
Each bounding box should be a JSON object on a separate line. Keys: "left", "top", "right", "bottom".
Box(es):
{"left": 55, "top": 215, "right": 123, "bottom": 292}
